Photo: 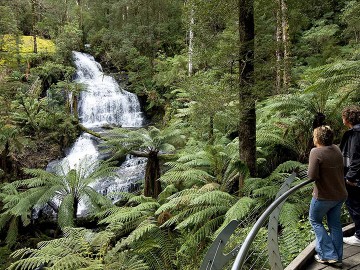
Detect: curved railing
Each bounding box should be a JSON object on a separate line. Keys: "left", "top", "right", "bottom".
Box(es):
{"left": 231, "top": 178, "right": 314, "bottom": 270}
{"left": 200, "top": 171, "right": 315, "bottom": 270}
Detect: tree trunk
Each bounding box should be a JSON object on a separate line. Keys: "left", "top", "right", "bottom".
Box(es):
{"left": 144, "top": 151, "right": 162, "bottom": 198}
{"left": 209, "top": 115, "right": 214, "bottom": 145}
{"left": 78, "top": 124, "right": 102, "bottom": 139}
{"left": 73, "top": 197, "right": 78, "bottom": 221}
{"left": 281, "top": 0, "right": 290, "bottom": 90}
{"left": 0, "top": 147, "right": 8, "bottom": 175}
{"left": 72, "top": 94, "right": 79, "bottom": 120}
{"left": 62, "top": 0, "right": 69, "bottom": 25}
{"left": 237, "top": 0, "right": 256, "bottom": 194}
{"left": 275, "top": 0, "right": 282, "bottom": 94}
{"left": 31, "top": 0, "right": 38, "bottom": 53}
{"left": 0, "top": 141, "right": 11, "bottom": 177}
{"left": 188, "top": 4, "right": 194, "bottom": 76}
{"left": 76, "top": 0, "right": 85, "bottom": 49}
{"left": 16, "top": 33, "right": 21, "bottom": 68}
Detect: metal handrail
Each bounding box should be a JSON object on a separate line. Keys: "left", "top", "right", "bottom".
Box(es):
{"left": 231, "top": 178, "right": 314, "bottom": 270}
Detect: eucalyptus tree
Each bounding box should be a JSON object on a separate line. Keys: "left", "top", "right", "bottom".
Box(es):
{"left": 238, "top": 0, "right": 256, "bottom": 192}
{"left": 102, "top": 123, "right": 186, "bottom": 198}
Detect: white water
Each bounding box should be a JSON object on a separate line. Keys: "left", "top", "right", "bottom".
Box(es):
{"left": 48, "top": 52, "right": 146, "bottom": 215}
{"left": 74, "top": 52, "right": 143, "bottom": 128}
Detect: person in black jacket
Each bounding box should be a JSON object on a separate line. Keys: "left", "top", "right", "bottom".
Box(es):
{"left": 340, "top": 105, "right": 360, "bottom": 246}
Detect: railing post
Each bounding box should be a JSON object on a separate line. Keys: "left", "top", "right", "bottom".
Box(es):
{"left": 231, "top": 178, "right": 313, "bottom": 270}
{"left": 267, "top": 172, "right": 296, "bottom": 270}
{"left": 199, "top": 220, "right": 240, "bottom": 270}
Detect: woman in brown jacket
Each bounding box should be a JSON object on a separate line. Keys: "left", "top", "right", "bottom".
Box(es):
{"left": 308, "top": 125, "right": 347, "bottom": 266}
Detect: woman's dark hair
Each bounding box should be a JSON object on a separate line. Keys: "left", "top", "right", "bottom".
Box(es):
{"left": 342, "top": 105, "right": 360, "bottom": 126}
{"left": 313, "top": 125, "right": 334, "bottom": 146}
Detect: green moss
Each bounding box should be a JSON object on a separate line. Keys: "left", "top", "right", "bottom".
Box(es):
{"left": 0, "top": 35, "right": 56, "bottom": 67}
{"left": 2, "top": 34, "right": 56, "bottom": 53}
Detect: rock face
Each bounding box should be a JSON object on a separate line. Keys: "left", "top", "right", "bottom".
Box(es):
{"left": 19, "top": 141, "right": 62, "bottom": 170}
{"left": 0, "top": 140, "right": 63, "bottom": 182}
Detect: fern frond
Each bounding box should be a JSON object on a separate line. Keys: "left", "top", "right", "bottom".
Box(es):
{"left": 58, "top": 194, "right": 75, "bottom": 228}
{"left": 192, "top": 215, "right": 224, "bottom": 243}
{"left": 175, "top": 206, "right": 228, "bottom": 230}
{"left": 252, "top": 185, "right": 279, "bottom": 198}
{"left": 120, "top": 219, "right": 158, "bottom": 248}
{"left": 160, "top": 205, "right": 208, "bottom": 228}
{"left": 128, "top": 195, "right": 156, "bottom": 205}
{"left": 273, "top": 160, "right": 306, "bottom": 173}
{"left": 6, "top": 217, "right": 19, "bottom": 247}
{"left": 224, "top": 196, "right": 255, "bottom": 222}
{"left": 7, "top": 256, "right": 51, "bottom": 270}
{"left": 105, "top": 252, "right": 149, "bottom": 270}
{"left": 279, "top": 202, "right": 303, "bottom": 227}
{"left": 51, "top": 254, "right": 90, "bottom": 270}
{"left": 191, "top": 190, "right": 235, "bottom": 206}
{"left": 0, "top": 212, "right": 12, "bottom": 231}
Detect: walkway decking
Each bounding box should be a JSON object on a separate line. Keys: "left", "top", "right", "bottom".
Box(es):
{"left": 286, "top": 224, "right": 360, "bottom": 270}
{"left": 305, "top": 243, "right": 360, "bottom": 269}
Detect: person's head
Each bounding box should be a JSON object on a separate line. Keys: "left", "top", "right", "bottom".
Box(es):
{"left": 342, "top": 105, "right": 360, "bottom": 128}
{"left": 313, "top": 125, "right": 334, "bottom": 147}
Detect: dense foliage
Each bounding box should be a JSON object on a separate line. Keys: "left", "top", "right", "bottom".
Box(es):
{"left": 1, "top": 0, "right": 360, "bottom": 269}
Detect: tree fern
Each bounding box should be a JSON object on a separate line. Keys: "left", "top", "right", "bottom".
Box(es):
{"left": 160, "top": 140, "right": 243, "bottom": 191}
{"left": 103, "top": 252, "right": 149, "bottom": 270}
{"left": 57, "top": 194, "right": 75, "bottom": 228}
{"left": 0, "top": 160, "right": 115, "bottom": 246}
{"left": 191, "top": 190, "right": 235, "bottom": 205}
{"left": 176, "top": 205, "right": 229, "bottom": 230}
{"left": 7, "top": 227, "right": 149, "bottom": 270}
{"left": 256, "top": 75, "right": 352, "bottom": 164}
{"left": 118, "top": 218, "right": 159, "bottom": 248}
{"left": 102, "top": 122, "right": 186, "bottom": 198}
{"left": 213, "top": 196, "right": 256, "bottom": 238}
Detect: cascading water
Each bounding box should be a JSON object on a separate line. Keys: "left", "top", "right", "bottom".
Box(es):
{"left": 74, "top": 52, "right": 143, "bottom": 129}
{"left": 47, "top": 52, "right": 146, "bottom": 215}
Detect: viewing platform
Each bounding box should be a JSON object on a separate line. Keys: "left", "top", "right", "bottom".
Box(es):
{"left": 201, "top": 172, "right": 360, "bottom": 270}
{"left": 287, "top": 224, "right": 360, "bottom": 270}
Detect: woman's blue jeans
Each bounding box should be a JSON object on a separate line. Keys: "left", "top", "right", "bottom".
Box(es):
{"left": 309, "top": 197, "right": 345, "bottom": 261}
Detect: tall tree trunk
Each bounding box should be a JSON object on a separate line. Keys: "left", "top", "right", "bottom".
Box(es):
{"left": 73, "top": 197, "right": 78, "bottom": 221}
{"left": 281, "top": 0, "right": 290, "bottom": 90}
{"left": 209, "top": 115, "right": 214, "bottom": 145}
{"left": 237, "top": 0, "right": 256, "bottom": 193}
{"left": 72, "top": 94, "right": 79, "bottom": 120}
{"left": 144, "top": 151, "right": 162, "bottom": 198}
{"left": 16, "top": 35, "right": 21, "bottom": 68}
{"left": 31, "top": 0, "right": 38, "bottom": 53}
{"left": 62, "top": 0, "right": 69, "bottom": 25}
{"left": 188, "top": 4, "right": 194, "bottom": 76}
{"left": 0, "top": 142, "right": 10, "bottom": 176}
{"left": 275, "top": 0, "right": 282, "bottom": 94}
{"left": 76, "top": 0, "right": 85, "bottom": 49}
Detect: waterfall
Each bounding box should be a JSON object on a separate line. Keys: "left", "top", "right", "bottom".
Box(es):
{"left": 47, "top": 52, "right": 146, "bottom": 215}
{"left": 74, "top": 52, "right": 143, "bottom": 128}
